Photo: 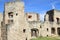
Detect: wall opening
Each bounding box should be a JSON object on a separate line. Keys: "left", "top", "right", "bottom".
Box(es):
{"left": 51, "top": 28, "right": 55, "bottom": 34}
{"left": 16, "top": 13, "right": 18, "bottom": 16}
{"left": 47, "top": 28, "right": 48, "bottom": 31}
{"left": 23, "top": 29, "right": 26, "bottom": 33}
{"left": 8, "top": 20, "right": 13, "bottom": 24}
{"left": 57, "top": 28, "right": 60, "bottom": 36}
{"left": 31, "top": 28, "right": 39, "bottom": 37}
{"left": 28, "top": 15, "right": 32, "bottom": 18}
{"left": 56, "top": 18, "right": 60, "bottom": 24}
{"left": 8, "top": 12, "right": 13, "bottom": 18}
{"left": 26, "top": 38, "right": 27, "bottom": 40}
{"left": 47, "top": 35, "right": 48, "bottom": 37}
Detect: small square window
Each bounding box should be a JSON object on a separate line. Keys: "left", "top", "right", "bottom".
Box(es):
{"left": 28, "top": 15, "right": 32, "bottom": 18}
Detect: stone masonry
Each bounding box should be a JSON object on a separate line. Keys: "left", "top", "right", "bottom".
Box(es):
{"left": 0, "top": 1, "right": 60, "bottom": 40}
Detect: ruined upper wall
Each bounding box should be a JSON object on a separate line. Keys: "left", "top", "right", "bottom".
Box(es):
{"left": 25, "top": 12, "right": 40, "bottom": 21}
{"left": 44, "top": 9, "right": 54, "bottom": 22}
{"left": 45, "top": 9, "right": 60, "bottom": 23}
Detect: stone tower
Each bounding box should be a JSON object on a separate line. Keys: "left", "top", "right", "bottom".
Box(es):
{"left": 1, "top": 1, "right": 29, "bottom": 40}
{"left": 4, "top": 1, "right": 24, "bottom": 24}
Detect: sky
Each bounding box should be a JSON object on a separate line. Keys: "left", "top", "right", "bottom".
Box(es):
{"left": 0, "top": 0, "right": 60, "bottom": 21}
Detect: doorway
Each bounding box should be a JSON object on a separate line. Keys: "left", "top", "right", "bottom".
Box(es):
{"left": 31, "top": 28, "right": 39, "bottom": 37}
{"left": 57, "top": 28, "right": 60, "bottom": 36}
{"left": 51, "top": 27, "right": 55, "bottom": 34}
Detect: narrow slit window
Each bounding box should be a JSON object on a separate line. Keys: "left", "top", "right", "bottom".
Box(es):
{"left": 47, "top": 28, "right": 48, "bottom": 31}
{"left": 23, "top": 29, "right": 26, "bottom": 33}
{"left": 56, "top": 18, "right": 60, "bottom": 24}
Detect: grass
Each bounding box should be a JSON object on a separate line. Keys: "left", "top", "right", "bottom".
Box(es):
{"left": 31, "top": 37, "right": 60, "bottom": 40}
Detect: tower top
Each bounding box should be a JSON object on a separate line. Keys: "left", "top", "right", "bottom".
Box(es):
{"left": 8, "top": 0, "right": 22, "bottom": 2}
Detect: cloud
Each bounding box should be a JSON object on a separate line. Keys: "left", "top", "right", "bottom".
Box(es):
{"left": 51, "top": 1, "right": 60, "bottom": 9}
{"left": 52, "top": 4, "right": 55, "bottom": 9}
{"left": 39, "top": 10, "right": 47, "bottom": 21}
{"left": 39, "top": 10, "right": 46, "bottom": 21}
{"left": 40, "top": 13, "right": 46, "bottom": 21}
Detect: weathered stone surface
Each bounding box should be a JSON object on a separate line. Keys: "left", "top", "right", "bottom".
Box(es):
{"left": 0, "top": 1, "right": 60, "bottom": 40}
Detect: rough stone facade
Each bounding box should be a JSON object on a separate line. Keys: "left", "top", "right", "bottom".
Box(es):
{"left": 43, "top": 9, "right": 60, "bottom": 37}
{"left": 0, "top": 13, "right": 3, "bottom": 40}
{"left": 0, "top": 1, "right": 60, "bottom": 40}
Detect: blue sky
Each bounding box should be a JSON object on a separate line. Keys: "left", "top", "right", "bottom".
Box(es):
{"left": 0, "top": 0, "right": 60, "bottom": 21}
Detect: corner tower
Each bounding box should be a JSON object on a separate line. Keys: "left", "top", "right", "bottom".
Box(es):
{"left": 2, "top": 1, "right": 29, "bottom": 40}
{"left": 4, "top": 1, "right": 24, "bottom": 24}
